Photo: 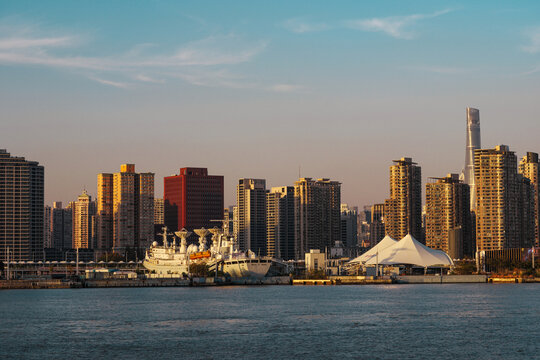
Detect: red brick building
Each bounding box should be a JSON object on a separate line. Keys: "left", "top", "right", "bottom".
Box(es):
{"left": 164, "top": 168, "right": 224, "bottom": 232}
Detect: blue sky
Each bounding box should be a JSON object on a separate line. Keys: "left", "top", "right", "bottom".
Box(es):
{"left": 1, "top": 1, "right": 540, "bottom": 207}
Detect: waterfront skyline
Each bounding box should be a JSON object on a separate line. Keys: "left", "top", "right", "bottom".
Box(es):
{"left": 2, "top": 1, "right": 540, "bottom": 208}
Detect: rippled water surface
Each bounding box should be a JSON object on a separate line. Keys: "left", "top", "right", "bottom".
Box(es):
{"left": 1, "top": 284, "right": 539, "bottom": 359}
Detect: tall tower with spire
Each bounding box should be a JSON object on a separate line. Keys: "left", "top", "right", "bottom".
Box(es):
{"left": 464, "top": 107, "right": 481, "bottom": 210}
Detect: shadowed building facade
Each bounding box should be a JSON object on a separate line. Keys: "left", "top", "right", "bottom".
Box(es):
{"left": 266, "top": 186, "right": 295, "bottom": 260}
{"left": 519, "top": 152, "right": 540, "bottom": 247}
{"left": 294, "top": 178, "right": 341, "bottom": 259}
{"left": 236, "top": 178, "right": 267, "bottom": 255}
{"left": 0, "top": 149, "right": 44, "bottom": 261}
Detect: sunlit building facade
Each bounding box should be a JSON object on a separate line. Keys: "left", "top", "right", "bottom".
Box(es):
{"left": 384, "top": 157, "right": 422, "bottom": 242}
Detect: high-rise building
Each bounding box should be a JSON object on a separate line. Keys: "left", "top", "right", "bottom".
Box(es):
{"left": 236, "top": 178, "right": 267, "bottom": 255}
{"left": 340, "top": 204, "right": 358, "bottom": 248}
{"left": 164, "top": 168, "right": 224, "bottom": 232}
{"left": 369, "top": 203, "right": 385, "bottom": 247}
{"left": 97, "top": 173, "right": 113, "bottom": 251}
{"left": 154, "top": 198, "right": 164, "bottom": 225}
{"left": 0, "top": 149, "right": 44, "bottom": 261}
{"left": 464, "top": 107, "right": 481, "bottom": 210}
{"left": 475, "top": 145, "right": 535, "bottom": 250}
{"left": 384, "top": 157, "right": 422, "bottom": 242}
{"left": 48, "top": 201, "right": 72, "bottom": 249}
{"left": 266, "top": 186, "right": 295, "bottom": 260}
{"left": 223, "top": 206, "right": 234, "bottom": 236}
{"left": 44, "top": 205, "right": 52, "bottom": 248}
{"left": 97, "top": 164, "right": 154, "bottom": 252}
{"left": 425, "top": 174, "right": 472, "bottom": 258}
{"left": 294, "top": 178, "right": 341, "bottom": 259}
{"left": 72, "top": 190, "right": 97, "bottom": 249}
{"left": 519, "top": 152, "right": 540, "bottom": 247}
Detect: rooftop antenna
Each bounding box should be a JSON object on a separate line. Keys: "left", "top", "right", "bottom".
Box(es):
{"left": 298, "top": 165, "right": 301, "bottom": 179}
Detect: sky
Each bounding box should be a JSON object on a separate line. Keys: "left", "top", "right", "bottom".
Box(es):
{"left": 1, "top": 1, "right": 540, "bottom": 208}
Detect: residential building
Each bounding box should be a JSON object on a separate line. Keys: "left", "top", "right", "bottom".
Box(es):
{"left": 97, "top": 164, "right": 154, "bottom": 252}
{"left": 236, "top": 178, "right": 266, "bottom": 255}
{"left": 475, "top": 145, "right": 535, "bottom": 250}
{"left": 369, "top": 203, "right": 385, "bottom": 246}
{"left": 384, "top": 157, "right": 422, "bottom": 242}
{"left": 97, "top": 173, "right": 113, "bottom": 251}
{"left": 164, "top": 167, "right": 224, "bottom": 232}
{"left": 340, "top": 204, "right": 358, "bottom": 248}
{"left": 425, "top": 174, "right": 472, "bottom": 258}
{"left": 519, "top": 152, "right": 540, "bottom": 246}
{"left": 294, "top": 178, "right": 341, "bottom": 259}
{"left": 0, "top": 149, "right": 44, "bottom": 261}
{"left": 44, "top": 205, "right": 52, "bottom": 248}
{"left": 266, "top": 186, "right": 295, "bottom": 260}
{"left": 154, "top": 198, "right": 164, "bottom": 225}
{"left": 223, "top": 206, "right": 234, "bottom": 236}
{"left": 50, "top": 202, "right": 72, "bottom": 249}
{"left": 72, "top": 190, "right": 97, "bottom": 249}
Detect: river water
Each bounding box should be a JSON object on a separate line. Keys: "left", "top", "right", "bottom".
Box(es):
{"left": 1, "top": 284, "right": 539, "bottom": 359}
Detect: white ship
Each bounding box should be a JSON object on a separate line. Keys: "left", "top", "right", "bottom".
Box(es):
{"left": 143, "top": 225, "right": 289, "bottom": 279}
{"left": 142, "top": 227, "right": 192, "bottom": 276}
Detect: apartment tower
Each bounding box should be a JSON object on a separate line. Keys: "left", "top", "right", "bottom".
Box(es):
{"left": 97, "top": 164, "right": 154, "bottom": 252}
{"left": 475, "top": 146, "right": 535, "bottom": 250}
{"left": 294, "top": 178, "right": 341, "bottom": 259}
{"left": 425, "top": 174, "right": 472, "bottom": 258}
{"left": 72, "top": 190, "right": 97, "bottom": 249}
{"left": 266, "top": 186, "right": 295, "bottom": 260}
{"left": 236, "top": 178, "right": 267, "bottom": 255}
{"left": 0, "top": 150, "right": 44, "bottom": 261}
{"left": 519, "top": 152, "right": 540, "bottom": 246}
{"left": 369, "top": 203, "right": 385, "bottom": 247}
{"left": 384, "top": 158, "right": 422, "bottom": 241}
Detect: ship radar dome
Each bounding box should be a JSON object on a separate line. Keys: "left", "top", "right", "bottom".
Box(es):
{"left": 152, "top": 241, "right": 158, "bottom": 247}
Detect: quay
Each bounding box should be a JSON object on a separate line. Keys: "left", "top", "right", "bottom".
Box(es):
{"left": 3, "top": 275, "right": 540, "bottom": 289}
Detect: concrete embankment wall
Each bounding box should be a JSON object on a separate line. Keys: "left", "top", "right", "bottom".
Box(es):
{"left": 0, "top": 280, "right": 75, "bottom": 289}
{"left": 395, "top": 275, "right": 488, "bottom": 284}
{"left": 84, "top": 278, "right": 190, "bottom": 288}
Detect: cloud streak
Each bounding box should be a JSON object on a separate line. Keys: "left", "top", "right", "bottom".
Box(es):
{"left": 344, "top": 9, "right": 452, "bottom": 39}
{"left": 282, "top": 9, "right": 453, "bottom": 39}
{"left": 281, "top": 18, "right": 330, "bottom": 34}
{"left": 521, "top": 27, "right": 540, "bottom": 54}
{"left": 0, "top": 23, "right": 268, "bottom": 89}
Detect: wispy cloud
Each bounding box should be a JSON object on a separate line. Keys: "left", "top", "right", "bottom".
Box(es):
{"left": 281, "top": 18, "right": 330, "bottom": 34}
{"left": 0, "top": 36, "right": 74, "bottom": 49}
{"left": 520, "top": 64, "right": 540, "bottom": 76}
{"left": 521, "top": 27, "right": 540, "bottom": 53}
{"left": 282, "top": 9, "right": 453, "bottom": 39}
{"left": 0, "top": 22, "right": 268, "bottom": 89}
{"left": 269, "top": 83, "right": 305, "bottom": 93}
{"left": 344, "top": 9, "right": 452, "bottom": 39}
{"left": 89, "top": 77, "right": 132, "bottom": 89}
{"left": 408, "top": 65, "right": 470, "bottom": 74}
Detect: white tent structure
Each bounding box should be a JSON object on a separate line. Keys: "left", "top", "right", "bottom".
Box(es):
{"left": 365, "top": 234, "right": 453, "bottom": 267}
{"left": 349, "top": 235, "right": 397, "bottom": 264}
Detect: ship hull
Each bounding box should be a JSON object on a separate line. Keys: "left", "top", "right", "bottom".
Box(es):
{"left": 143, "top": 259, "right": 189, "bottom": 276}
{"left": 216, "top": 259, "right": 272, "bottom": 279}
